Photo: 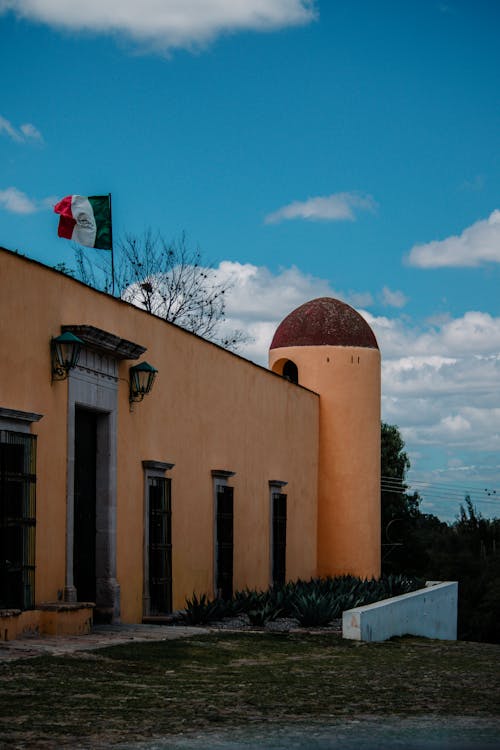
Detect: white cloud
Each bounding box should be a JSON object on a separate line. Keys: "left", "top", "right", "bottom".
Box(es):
{"left": 19, "top": 122, "right": 43, "bottom": 142}
{"left": 265, "top": 191, "right": 376, "bottom": 224}
{"left": 0, "top": 187, "right": 38, "bottom": 213}
{"left": 218, "top": 261, "right": 336, "bottom": 321}
{"left": 0, "top": 1, "right": 317, "bottom": 51}
{"left": 213, "top": 261, "right": 340, "bottom": 358}
{"left": 0, "top": 114, "right": 44, "bottom": 143}
{"left": 367, "top": 307, "right": 500, "bottom": 490}
{"left": 362, "top": 310, "right": 500, "bottom": 359}
{"left": 124, "top": 258, "right": 498, "bottom": 515}
{"left": 212, "top": 263, "right": 500, "bottom": 505}
{"left": 379, "top": 286, "right": 408, "bottom": 308}
{"left": 348, "top": 290, "right": 374, "bottom": 308}
{"left": 0, "top": 186, "right": 55, "bottom": 213}
{"left": 0, "top": 114, "right": 22, "bottom": 142}
{"left": 407, "top": 210, "right": 500, "bottom": 268}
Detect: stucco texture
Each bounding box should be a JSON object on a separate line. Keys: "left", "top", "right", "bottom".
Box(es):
{"left": 0, "top": 249, "right": 319, "bottom": 621}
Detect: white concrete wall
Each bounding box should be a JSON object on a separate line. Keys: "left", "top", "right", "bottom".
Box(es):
{"left": 342, "top": 582, "right": 458, "bottom": 642}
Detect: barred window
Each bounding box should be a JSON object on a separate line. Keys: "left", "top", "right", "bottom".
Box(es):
{"left": 272, "top": 492, "right": 287, "bottom": 588}
{"left": 0, "top": 431, "right": 36, "bottom": 610}
{"left": 148, "top": 476, "right": 172, "bottom": 614}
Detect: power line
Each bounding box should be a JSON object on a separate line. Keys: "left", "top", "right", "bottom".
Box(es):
{"left": 380, "top": 476, "right": 499, "bottom": 507}
{"left": 381, "top": 475, "right": 498, "bottom": 494}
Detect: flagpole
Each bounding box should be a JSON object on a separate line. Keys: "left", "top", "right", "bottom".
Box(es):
{"left": 109, "top": 192, "right": 115, "bottom": 296}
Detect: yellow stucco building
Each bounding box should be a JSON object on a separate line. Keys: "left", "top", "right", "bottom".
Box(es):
{"left": 0, "top": 247, "right": 380, "bottom": 638}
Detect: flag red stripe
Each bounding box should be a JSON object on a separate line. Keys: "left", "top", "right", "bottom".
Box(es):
{"left": 54, "top": 195, "right": 74, "bottom": 218}
{"left": 57, "top": 214, "right": 76, "bottom": 239}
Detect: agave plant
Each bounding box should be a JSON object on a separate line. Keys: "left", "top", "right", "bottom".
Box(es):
{"left": 292, "top": 590, "right": 338, "bottom": 627}
{"left": 232, "top": 588, "right": 269, "bottom": 614}
{"left": 181, "top": 593, "right": 225, "bottom": 625}
{"left": 247, "top": 601, "right": 284, "bottom": 626}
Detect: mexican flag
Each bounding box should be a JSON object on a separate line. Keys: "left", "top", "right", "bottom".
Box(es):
{"left": 54, "top": 195, "right": 112, "bottom": 250}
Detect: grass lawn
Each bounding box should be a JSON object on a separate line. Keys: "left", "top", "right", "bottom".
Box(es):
{"left": 1, "top": 632, "right": 499, "bottom": 748}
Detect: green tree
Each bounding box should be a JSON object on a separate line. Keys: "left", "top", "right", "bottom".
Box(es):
{"left": 380, "top": 423, "right": 500, "bottom": 642}
{"left": 381, "top": 423, "right": 420, "bottom": 556}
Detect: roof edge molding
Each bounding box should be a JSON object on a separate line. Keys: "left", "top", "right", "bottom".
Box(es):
{"left": 62, "top": 325, "right": 146, "bottom": 360}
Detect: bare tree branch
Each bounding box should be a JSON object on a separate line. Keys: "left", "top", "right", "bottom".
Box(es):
{"left": 73, "top": 230, "right": 249, "bottom": 351}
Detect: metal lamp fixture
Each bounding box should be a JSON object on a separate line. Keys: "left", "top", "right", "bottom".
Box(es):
{"left": 51, "top": 331, "right": 84, "bottom": 381}
{"left": 129, "top": 361, "right": 158, "bottom": 403}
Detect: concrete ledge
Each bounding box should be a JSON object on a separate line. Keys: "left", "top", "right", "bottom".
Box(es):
{"left": 0, "top": 610, "right": 41, "bottom": 641}
{"left": 342, "top": 581, "right": 458, "bottom": 642}
{"left": 39, "top": 601, "right": 95, "bottom": 612}
{"left": 1, "top": 604, "right": 94, "bottom": 641}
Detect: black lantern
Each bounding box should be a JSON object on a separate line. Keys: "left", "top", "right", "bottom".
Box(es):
{"left": 51, "top": 332, "right": 84, "bottom": 380}
{"left": 129, "top": 361, "right": 158, "bottom": 403}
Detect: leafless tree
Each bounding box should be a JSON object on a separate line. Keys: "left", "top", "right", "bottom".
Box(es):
{"left": 74, "top": 230, "right": 248, "bottom": 351}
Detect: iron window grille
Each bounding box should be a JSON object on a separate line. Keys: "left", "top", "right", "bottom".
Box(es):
{"left": 272, "top": 492, "right": 287, "bottom": 589}
{"left": 148, "top": 476, "right": 172, "bottom": 614}
{"left": 216, "top": 485, "right": 234, "bottom": 601}
{"left": 0, "top": 430, "right": 36, "bottom": 610}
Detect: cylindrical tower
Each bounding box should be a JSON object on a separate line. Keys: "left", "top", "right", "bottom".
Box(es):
{"left": 269, "top": 297, "right": 381, "bottom": 579}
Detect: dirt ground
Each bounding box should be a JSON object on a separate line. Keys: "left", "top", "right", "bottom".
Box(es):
{"left": 1, "top": 625, "right": 499, "bottom": 749}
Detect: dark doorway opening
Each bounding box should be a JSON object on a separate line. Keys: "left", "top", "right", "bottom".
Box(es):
{"left": 74, "top": 408, "right": 97, "bottom": 603}
{"left": 216, "top": 485, "right": 234, "bottom": 600}
{"left": 148, "top": 477, "right": 172, "bottom": 614}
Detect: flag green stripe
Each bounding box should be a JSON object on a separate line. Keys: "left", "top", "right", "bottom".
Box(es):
{"left": 88, "top": 195, "right": 112, "bottom": 250}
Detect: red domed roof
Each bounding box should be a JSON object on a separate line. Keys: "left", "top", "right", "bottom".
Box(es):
{"left": 270, "top": 297, "right": 378, "bottom": 350}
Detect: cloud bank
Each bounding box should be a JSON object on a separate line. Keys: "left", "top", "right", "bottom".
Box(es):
{"left": 407, "top": 210, "right": 500, "bottom": 268}
{"left": 209, "top": 261, "right": 499, "bottom": 506}
{"left": 0, "top": 0, "right": 317, "bottom": 51}
{"left": 265, "top": 191, "right": 376, "bottom": 224}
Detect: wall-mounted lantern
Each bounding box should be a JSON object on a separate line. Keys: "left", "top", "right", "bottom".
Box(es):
{"left": 51, "top": 331, "right": 84, "bottom": 381}
{"left": 129, "top": 361, "right": 158, "bottom": 404}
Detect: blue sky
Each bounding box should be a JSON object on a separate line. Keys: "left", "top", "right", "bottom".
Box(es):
{"left": 1, "top": 0, "right": 499, "bottom": 520}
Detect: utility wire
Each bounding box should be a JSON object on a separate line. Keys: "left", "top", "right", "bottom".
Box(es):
{"left": 380, "top": 476, "right": 499, "bottom": 507}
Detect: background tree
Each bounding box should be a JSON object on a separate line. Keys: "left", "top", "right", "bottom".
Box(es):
{"left": 381, "top": 422, "right": 500, "bottom": 643}
{"left": 75, "top": 230, "right": 248, "bottom": 351}
{"left": 380, "top": 422, "right": 421, "bottom": 571}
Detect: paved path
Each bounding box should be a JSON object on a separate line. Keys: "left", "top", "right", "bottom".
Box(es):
{"left": 120, "top": 718, "right": 500, "bottom": 749}
{"left": 0, "top": 624, "right": 209, "bottom": 660}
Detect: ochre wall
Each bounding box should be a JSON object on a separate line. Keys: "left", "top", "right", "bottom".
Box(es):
{"left": 269, "top": 344, "right": 381, "bottom": 580}
{"left": 0, "top": 249, "right": 319, "bottom": 621}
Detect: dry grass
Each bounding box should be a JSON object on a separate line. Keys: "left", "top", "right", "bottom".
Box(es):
{"left": 1, "top": 632, "right": 499, "bottom": 748}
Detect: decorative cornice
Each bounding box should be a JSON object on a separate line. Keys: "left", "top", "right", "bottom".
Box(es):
{"left": 0, "top": 407, "right": 43, "bottom": 424}
{"left": 211, "top": 469, "right": 236, "bottom": 478}
{"left": 269, "top": 480, "right": 288, "bottom": 488}
{"left": 62, "top": 325, "right": 146, "bottom": 360}
{"left": 142, "top": 460, "right": 175, "bottom": 473}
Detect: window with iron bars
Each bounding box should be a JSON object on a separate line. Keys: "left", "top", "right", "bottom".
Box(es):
{"left": 0, "top": 431, "right": 36, "bottom": 610}
{"left": 272, "top": 492, "right": 287, "bottom": 589}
